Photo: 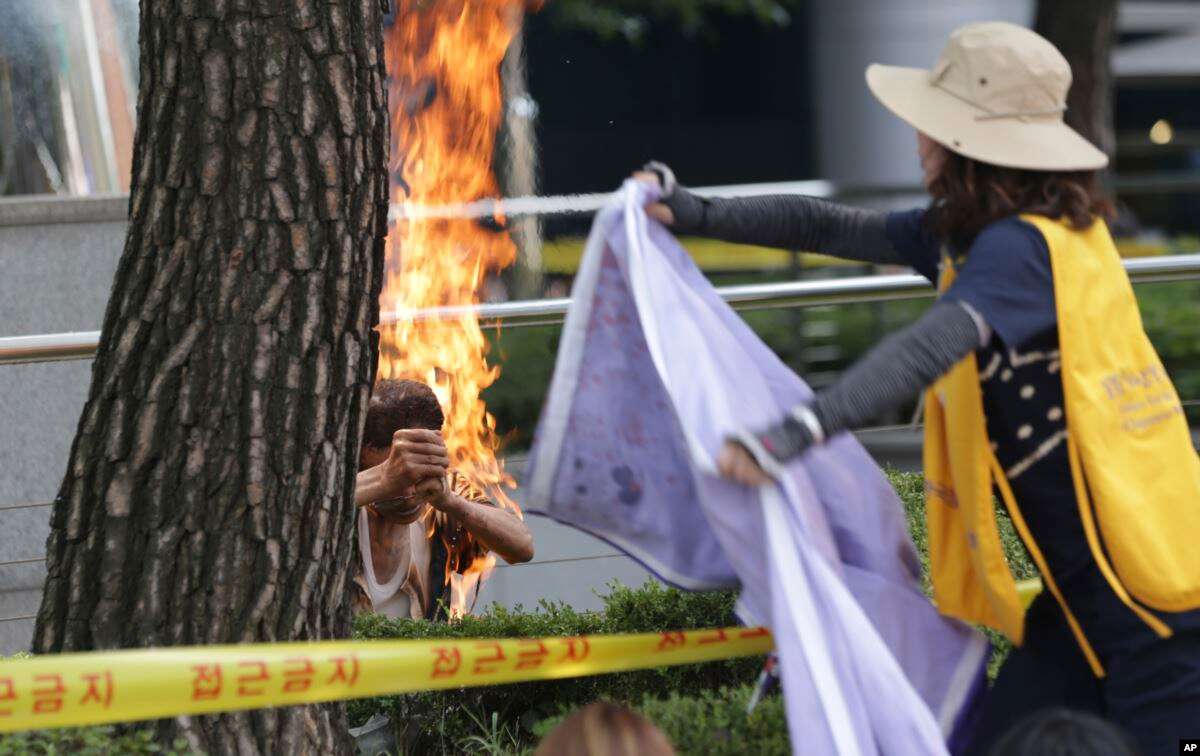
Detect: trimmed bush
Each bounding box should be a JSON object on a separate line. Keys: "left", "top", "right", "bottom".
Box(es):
{"left": 349, "top": 581, "right": 763, "bottom": 753}
{"left": 0, "top": 727, "right": 191, "bottom": 756}
{"left": 1138, "top": 280, "right": 1200, "bottom": 423}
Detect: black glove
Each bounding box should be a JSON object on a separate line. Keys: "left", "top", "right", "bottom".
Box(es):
{"left": 729, "top": 405, "right": 822, "bottom": 479}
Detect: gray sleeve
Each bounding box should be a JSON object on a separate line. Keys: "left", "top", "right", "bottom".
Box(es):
{"left": 662, "top": 185, "right": 903, "bottom": 266}
{"left": 742, "top": 300, "right": 989, "bottom": 466}
{"left": 810, "top": 299, "right": 988, "bottom": 435}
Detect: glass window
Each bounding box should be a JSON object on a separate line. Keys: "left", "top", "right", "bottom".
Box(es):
{"left": 1, "top": 0, "right": 138, "bottom": 196}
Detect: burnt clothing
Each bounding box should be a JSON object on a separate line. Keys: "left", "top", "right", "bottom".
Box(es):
{"left": 352, "top": 471, "right": 492, "bottom": 621}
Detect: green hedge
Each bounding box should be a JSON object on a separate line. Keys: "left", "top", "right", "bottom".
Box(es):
{"left": 1, "top": 471, "right": 1037, "bottom": 755}
{"left": 0, "top": 727, "right": 190, "bottom": 756}
{"left": 349, "top": 581, "right": 761, "bottom": 753}
{"left": 1137, "top": 280, "right": 1200, "bottom": 423}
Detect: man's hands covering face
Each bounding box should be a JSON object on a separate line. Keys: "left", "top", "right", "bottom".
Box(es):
{"left": 413, "top": 475, "right": 450, "bottom": 511}
{"left": 377, "top": 429, "right": 450, "bottom": 501}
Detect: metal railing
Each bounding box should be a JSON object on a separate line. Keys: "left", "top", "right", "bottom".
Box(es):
{"left": 3, "top": 253, "right": 1200, "bottom": 366}
{"left": 4, "top": 254, "right": 1200, "bottom": 623}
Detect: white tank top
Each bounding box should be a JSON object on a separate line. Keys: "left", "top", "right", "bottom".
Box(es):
{"left": 357, "top": 508, "right": 434, "bottom": 619}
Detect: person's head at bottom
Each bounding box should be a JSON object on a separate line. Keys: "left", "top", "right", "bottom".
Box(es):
{"left": 534, "top": 702, "right": 675, "bottom": 756}
{"left": 988, "top": 708, "right": 1140, "bottom": 756}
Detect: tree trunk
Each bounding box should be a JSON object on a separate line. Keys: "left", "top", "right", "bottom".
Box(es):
{"left": 1035, "top": 0, "right": 1119, "bottom": 159}
{"left": 33, "top": 0, "right": 389, "bottom": 752}
{"left": 499, "top": 12, "right": 543, "bottom": 299}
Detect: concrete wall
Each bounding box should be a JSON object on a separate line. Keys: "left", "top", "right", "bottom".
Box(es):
{"left": 0, "top": 196, "right": 128, "bottom": 653}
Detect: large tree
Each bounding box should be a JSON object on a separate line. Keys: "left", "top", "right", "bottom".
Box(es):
{"left": 32, "top": 0, "right": 389, "bottom": 752}
{"left": 1035, "top": 0, "right": 1119, "bottom": 159}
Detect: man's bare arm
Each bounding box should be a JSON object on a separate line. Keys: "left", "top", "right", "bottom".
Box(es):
{"left": 416, "top": 479, "right": 534, "bottom": 564}
{"left": 355, "top": 465, "right": 389, "bottom": 507}
{"left": 444, "top": 493, "right": 535, "bottom": 564}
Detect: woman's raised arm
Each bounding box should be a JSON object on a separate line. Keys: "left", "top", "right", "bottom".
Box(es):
{"left": 636, "top": 162, "right": 905, "bottom": 266}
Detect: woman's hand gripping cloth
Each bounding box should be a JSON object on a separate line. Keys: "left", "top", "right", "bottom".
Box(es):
{"left": 525, "top": 181, "right": 990, "bottom": 756}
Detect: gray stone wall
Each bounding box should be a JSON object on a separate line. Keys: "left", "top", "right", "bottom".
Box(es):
{"left": 0, "top": 196, "right": 128, "bottom": 653}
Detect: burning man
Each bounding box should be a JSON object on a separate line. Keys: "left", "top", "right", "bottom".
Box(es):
{"left": 352, "top": 378, "right": 533, "bottom": 620}
{"left": 636, "top": 21, "right": 1200, "bottom": 755}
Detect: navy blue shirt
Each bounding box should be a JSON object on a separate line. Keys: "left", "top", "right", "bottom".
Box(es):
{"left": 886, "top": 208, "right": 1197, "bottom": 660}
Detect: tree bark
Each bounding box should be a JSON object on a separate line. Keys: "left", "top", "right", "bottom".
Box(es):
{"left": 1035, "top": 0, "right": 1119, "bottom": 159}
{"left": 33, "top": 0, "right": 389, "bottom": 752}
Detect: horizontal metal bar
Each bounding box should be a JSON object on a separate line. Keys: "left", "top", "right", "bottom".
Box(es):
{"left": 383, "top": 253, "right": 1200, "bottom": 328}
{"left": 0, "top": 558, "right": 44, "bottom": 568}
{"left": 0, "top": 615, "right": 35, "bottom": 624}
{"left": 0, "top": 331, "right": 103, "bottom": 365}
{"left": 392, "top": 171, "right": 1200, "bottom": 220}
{"left": 1111, "top": 173, "right": 1200, "bottom": 195}
{"left": 0, "top": 194, "right": 128, "bottom": 228}
{"left": 0, "top": 503, "right": 52, "bottom": 513}
{"left": 3, "top": 254, "right": 1200, "bottom": 366}
{"left": 1, "top": 180, "right": 832, "bottom": 228}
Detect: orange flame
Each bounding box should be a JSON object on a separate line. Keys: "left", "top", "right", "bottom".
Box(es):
{"left": 382, "top": 1, "right": 525, "bottom": 618}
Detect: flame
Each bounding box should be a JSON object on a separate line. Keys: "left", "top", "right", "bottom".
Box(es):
{"left": 382, "top": 1, "right": 526, "bottom": 618}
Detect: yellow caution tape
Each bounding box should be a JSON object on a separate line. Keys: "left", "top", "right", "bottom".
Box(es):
{"left": 0, "top": 626, "right": 773, "bottom": 733}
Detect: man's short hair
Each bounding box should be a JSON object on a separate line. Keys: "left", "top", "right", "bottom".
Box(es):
{"left": 362, "top": 379, "right": 444, "bottom": 448}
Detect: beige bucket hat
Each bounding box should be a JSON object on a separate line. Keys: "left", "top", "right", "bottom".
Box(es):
{"left": 866, "top": 21, "right": 1108, "bottom": 171}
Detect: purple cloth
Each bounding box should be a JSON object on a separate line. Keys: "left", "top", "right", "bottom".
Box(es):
{"left": 526, "top": 181, "right": 988, "bottom": 755}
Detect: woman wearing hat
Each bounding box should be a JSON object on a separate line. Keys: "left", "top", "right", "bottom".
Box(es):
{"left": 635, "top": 21, "right": 1200, "bottom": 754}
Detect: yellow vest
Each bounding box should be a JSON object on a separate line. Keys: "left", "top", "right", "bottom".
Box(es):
{"left": 923, "top": 213, "right": 1200, "bottom": 676}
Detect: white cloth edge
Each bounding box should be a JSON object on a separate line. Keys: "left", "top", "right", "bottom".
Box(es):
{"left": 761, "top": 485, "right": 864, "bottom": 756}
{"left": 533, "top": 182, "right": 967, "bottom": 753}
{"left": 523, "top": 191, "right": 734, "bottom": 592}
{"left": 936, "top": 624, "right": 991, "bottom": 735}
